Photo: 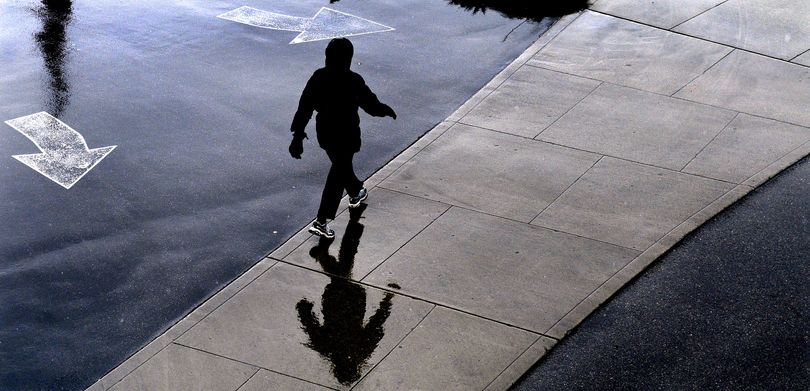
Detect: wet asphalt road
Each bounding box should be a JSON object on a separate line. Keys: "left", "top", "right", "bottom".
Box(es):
{"left": 513, "top": 157, "right": 810, "bottom": 390}
{"left": 0, "top": 1, "right": 553, "bottom": 389}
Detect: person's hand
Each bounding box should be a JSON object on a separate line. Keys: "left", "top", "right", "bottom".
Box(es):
{"left": 383, "top": 104, "right": 397, "bottom": 120}
{"left": 289, "top": 138, "right": 304, "bottom": 159}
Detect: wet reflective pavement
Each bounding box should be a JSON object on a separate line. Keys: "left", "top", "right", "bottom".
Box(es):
{"left": 0, "top": 0, "right": 561, "bottom": 389}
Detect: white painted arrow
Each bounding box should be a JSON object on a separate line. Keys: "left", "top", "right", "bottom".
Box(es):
{"left": 5, "top": 112, "right": 116, "bottom": 189}
{"left": 217, "top": 6, "right": 394, "bottom": 44}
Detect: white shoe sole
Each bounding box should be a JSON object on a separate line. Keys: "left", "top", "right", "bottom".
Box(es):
{"left": 308, "top": 226, "right": 334, "bottom": 239}
{"left": 348, "top": 192, "right": 368, "bottom": 209}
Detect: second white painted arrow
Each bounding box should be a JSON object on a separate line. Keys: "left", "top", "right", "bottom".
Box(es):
{"left": 5, "top": 112, "right": 116, "bottom": 189}
{"left": 217, "top": 6, "right": 394, "bottom": 44}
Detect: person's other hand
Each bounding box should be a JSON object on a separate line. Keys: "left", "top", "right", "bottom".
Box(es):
{"left": 296, "top": 299, "right": 314, "bottom": 312}
{"left": 289, "top": 138, "right": 304, "bottom": 159}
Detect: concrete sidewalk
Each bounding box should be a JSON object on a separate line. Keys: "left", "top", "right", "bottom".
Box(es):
{"left": 90, "top": 4, "right": 810, "bottom": 390}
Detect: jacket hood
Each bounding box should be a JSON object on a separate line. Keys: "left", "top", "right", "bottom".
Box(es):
{"left": 325, "top": 38, "right": 353, "bottom": 70}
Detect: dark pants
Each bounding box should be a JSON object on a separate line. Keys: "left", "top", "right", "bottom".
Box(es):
{"left": 317, "top": 150, "right": 362, "bottom": 221}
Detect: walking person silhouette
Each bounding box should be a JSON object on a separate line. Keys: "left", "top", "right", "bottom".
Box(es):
{"left": 289, "top": 37, "right": 397, "bottom": 239}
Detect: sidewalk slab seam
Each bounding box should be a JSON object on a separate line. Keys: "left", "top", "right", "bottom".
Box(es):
{"left": 533, "top": 157, "right": 735, "bottom": 251}
{"left": 673, "top": 0, "right": 810, "bottom": 60}
{"left": 537, "top": 82, "right": 738, "bottom": 171}
{"left": 675, "top": 49, "right": 810, "bottom": 128}
{"left": 379, "top": 123, "right": 602, "bottom": 223}
{"left": 683, "top": 114, "right": 810, "bottom": 183}
{"left": 590, "top": 0, "right": 728, "bottom": 30}
{"left": 460, "top": 119, "right": 745, "bottom": 188}
{"left": 669, "top": 47, "right": 735, "bottom": 97}
{"left": 349, "top": 305, "right": 438, "bottom": 390}
{"left": 458, "top": 66, "right": 603, "bottom": 139}
{"left": 586, "top": 8, "right": 810, "bottom": 70}
{"left": 363, "top": 206, "right": 640, "bottom": 333}
{"left": 107, "top": 343, "right": 258, "bottom": 391}
{"left": 527, "top": 61, "right": 810, "bottom": 136}
{"left": 272, "top": 257, "right": 555, "bottom": 340}
{"left": 237, "top": 369, "right": 339, "bottom": 391}
{"left": 351, "top": 306, "right": 539, "bottom": 391}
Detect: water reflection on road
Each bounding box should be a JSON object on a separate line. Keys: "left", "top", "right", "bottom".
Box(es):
{"left": 329, "top": 0, "right": 589, "bottom": 21}
{"left": 447, "top": 0, "right": 589, "bottom": 20}
{"left": 296, "top": 205, "right": 394, "bottom": 385}
{"left": 34, "top": 0, "right": 73, "bottom": 116}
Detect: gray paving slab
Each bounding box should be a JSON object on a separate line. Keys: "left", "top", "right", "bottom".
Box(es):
{"left": 353, "top": 307, "right": 537, "bottom": 391}
{"left": 674, "top": 0, "right": 810, "bottom": 60}
{"left": 282, "top": 188, "right": 449, "bottom": 279}
{"left": 380, "top": 124, "right": 600, "bottom": 222}
{"left": 684, "top": 114, "right": 810, "bottom": 183}
{"left": 538, "top": 83, "right": 737, "bottom": 170}
{"left": 459, "top": 66, "right": 600, "bottom": 138}
{"left": 534, "top": 157, "right": 734, "bottom": 251}
{"left": 675, "top": 50, "right": 810, "bottom": 128}
{"left": 176, "top": 263, "right": 433, "bottom": 389}
{"left": 109, "top": 344, "right": 256, "bottom": 391}
{"left": 364, "top": 207, "right": 639, "bottom": 333}
{"left": 237, "top": 370, "right": 331, "bottom": 391}
{"left": 590, "top": 0, "right": 726, "bottom": 29}
{"left": 529, "top": 11, "right": 731, "bottom": 95}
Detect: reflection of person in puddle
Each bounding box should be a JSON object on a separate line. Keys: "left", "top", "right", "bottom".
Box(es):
{"left": 289, "top": 37, "right": 397, "bottom": 240}
{"left": 296, "top": 206, "right": 394, "bottom": 385}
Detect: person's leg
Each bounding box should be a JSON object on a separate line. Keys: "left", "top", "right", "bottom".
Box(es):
{"left": 326, "top": 150, "right": 363, "bottom": 197}
{"left": 342, "top": 152, "right": 363, "bottom": 197}
{"left": 316, "top": 150, "right": 365, "bottom": 222}
{"left": 316, "top": 155, "right": 343, "bottom": 222}
{"left": 311, "top": 155, "right": 341, "bottom": 239}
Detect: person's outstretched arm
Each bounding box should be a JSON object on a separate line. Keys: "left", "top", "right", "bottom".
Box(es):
{"left": 364, "top": 292, "right": 393, "bottom": 336}
{"left": 296, "top": 299, "right": 322, "bottom": 336}
{"left": 358, "top": 76, "right": 397, "bottom": 120}
{"left": 289, "top": 74, "right": 317, "bottom": 158}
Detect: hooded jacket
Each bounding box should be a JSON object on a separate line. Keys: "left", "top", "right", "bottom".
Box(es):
{"left": 290, "top": 43, "right": 391, "bottom": 153}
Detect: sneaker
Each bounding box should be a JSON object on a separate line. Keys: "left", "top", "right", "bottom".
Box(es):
{"left": 349, "top": 187, "right": 368, "bottom": 209}
{"left": 308, "top": 221, "right": 335, "bottom": 239}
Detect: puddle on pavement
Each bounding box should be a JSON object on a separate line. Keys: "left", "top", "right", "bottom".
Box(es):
{"left": 297, "top": 205, "right": 394, "bottom": 385}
